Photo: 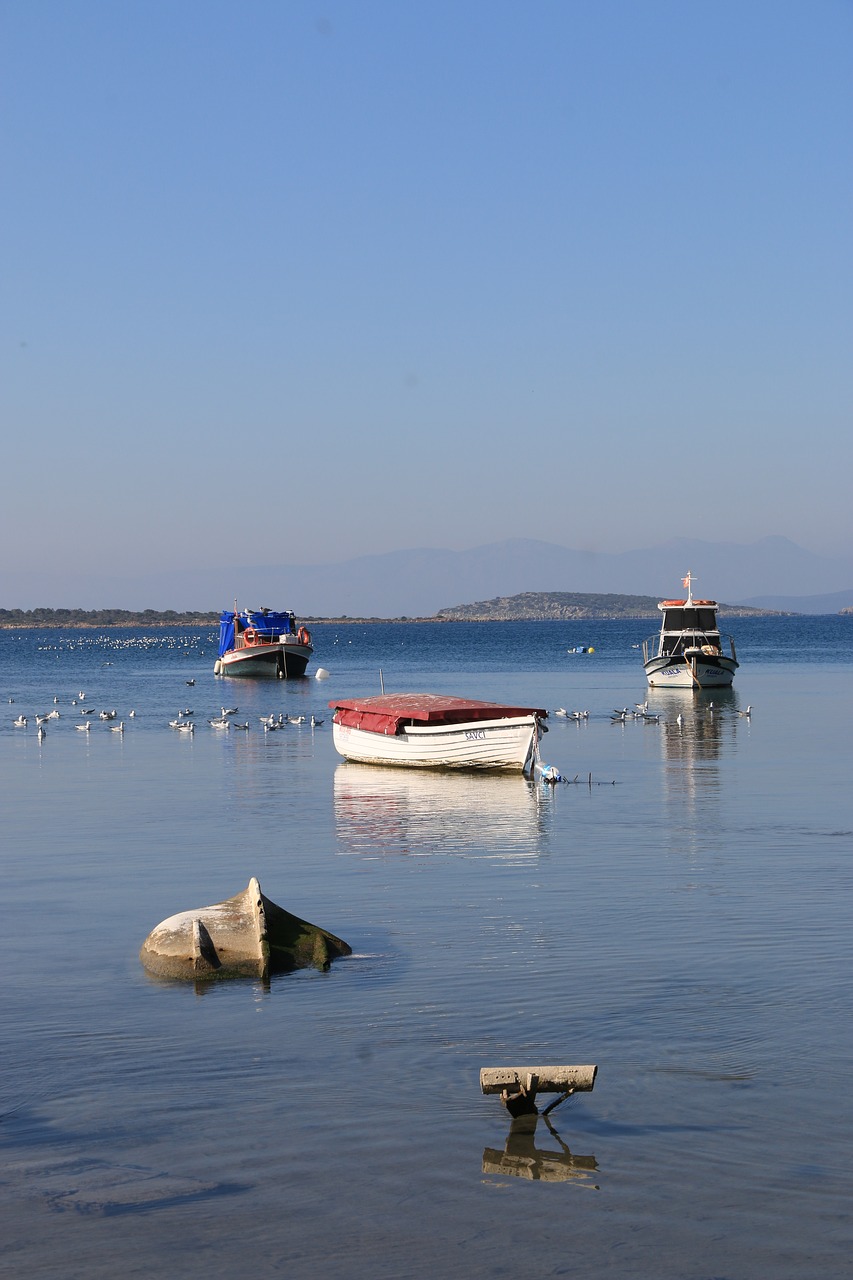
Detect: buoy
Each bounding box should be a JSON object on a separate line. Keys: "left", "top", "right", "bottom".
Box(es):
{"left": 213, "top": 659, "right": 222, "bottom": 674}
{"left": 315, "top": 668, "right": 330, "bottom": 680}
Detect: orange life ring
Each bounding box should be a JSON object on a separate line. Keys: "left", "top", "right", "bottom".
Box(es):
{"left": 244, "top": 627, "right": 257, "bottom": 645}
{"left": 298, "top": 627, "right": 311, "bottom": 646}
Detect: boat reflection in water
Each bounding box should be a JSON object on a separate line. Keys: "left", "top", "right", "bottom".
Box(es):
{"left": 648, "top": 687, "right": 750, "bottom": 847}
{"left": 333, "top": 763, "right": 547, "bottom": 860}
{"left": 482, "top": 1115, "right": 599, "bottom": 1187}
{"left": 656, "top": 686, "right": 740, "bottom": 766}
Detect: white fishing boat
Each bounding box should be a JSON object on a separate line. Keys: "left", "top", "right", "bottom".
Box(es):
{"left": 642, "top": 572, "right": 739, "bottom": 689}
{"left": 215, "top": 605, "right": 313, "bottom": 678}
{"left": 329, "top": 693, "right": 548, "bottom": 772}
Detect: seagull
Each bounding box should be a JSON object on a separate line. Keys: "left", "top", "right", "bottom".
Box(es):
{"left": 110, "top": 721, "right": 125, "bottom": 733}
{"left": 676, "top": 713, "right": 684, "bottom": 727}
{"left": 13, "top": 715, "right": 27, "bottom": 727}
{"left": 76, "top": 721, "right": 92, "bottom": 731}
{"left": 47, "top": 710, "right": 61, "bottom": 719}
{"left": 35, "top": 713, "right": 50, "bottom": 725}
{"left": 208, "top": 716, "right": 230, "bottom": 729}
{"left": 310, "top": 715, "right": 324, "bottom": 727}
{"left": 129, "top": 710, "right": 136, "bottom": 717}
{"left": 37, "top": 724, "right": 46, "bottom": 741}
{"left": 263, "top": 720, "right": 279, "bottom": 732}
{"left": 737, "top": 705, "right": 752, "bottom": 717}
{"left": 554, "top": 708, "right": 568, "bottom": 717}
{"left": 289, "top": 715, "right": 306, "bottom": 725}
{"left": 570, "top": 710, "right": 590, "bottom": 721}
{"left": 186, "top": 679, "right": 195, "bottom": 686}
{"left": 53, "top": 696, "right": 59, "bottom": 703}
{"left": 232, "top": 721, "right": 249, "bottom": 730}
{"left": 80, "top": 708, "right": 95, "bottom": 715}
{"left": 221, "top": 706, "right": 238, "bottom": 717}
{"left": 99, "top": 710, "right": 117, "bottom": 720}
{"left": 179, "top": 708, "right": 193, "bottom": 716}
{"left": 175, "top": 721, "right": 195, "bottom": 733}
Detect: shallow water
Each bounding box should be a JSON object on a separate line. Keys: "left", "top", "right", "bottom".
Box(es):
{"left": 1, "top": 619, "right": 852, "bottom": 1278}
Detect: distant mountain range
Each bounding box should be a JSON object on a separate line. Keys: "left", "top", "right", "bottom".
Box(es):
{"left": 2, "top": 536, "right": 852, "bottom": 616}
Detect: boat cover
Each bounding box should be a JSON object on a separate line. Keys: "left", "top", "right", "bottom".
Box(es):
{"left": 330, "top": 693, "right": 548, "bottom": 736}
{"left": 218, "top": 609, "right": 295, "bottom": 657}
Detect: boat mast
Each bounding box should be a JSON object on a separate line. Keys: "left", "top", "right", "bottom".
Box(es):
{"left": 682, "top": 571, "right": 695, "bottom": 605}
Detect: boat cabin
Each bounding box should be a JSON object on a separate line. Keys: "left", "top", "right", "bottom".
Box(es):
{"left": 657, "top": 600, "right": 722, "bottom": 657}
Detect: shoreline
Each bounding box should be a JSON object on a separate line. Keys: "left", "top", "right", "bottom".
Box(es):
{"left": 0, "top": 607, "right": 797, "bottom": 629}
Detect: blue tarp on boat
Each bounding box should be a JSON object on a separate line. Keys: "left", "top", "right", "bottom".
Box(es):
{"left": 218, "top": 609, "right": 296, "bottom": 658}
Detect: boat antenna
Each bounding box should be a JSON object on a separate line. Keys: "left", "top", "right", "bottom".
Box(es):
{"left": 682, "top": 571, "right": 694, "bottom": 605}
{"left": 379, "top": 668, "right": 385, "bottom": 694}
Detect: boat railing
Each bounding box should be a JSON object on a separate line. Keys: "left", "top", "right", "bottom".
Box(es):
{"left": 643, "top": 632, "right": 737, "bottom": 663}
{"left": 235, "top": 631, "right": 276, "bottom": 649}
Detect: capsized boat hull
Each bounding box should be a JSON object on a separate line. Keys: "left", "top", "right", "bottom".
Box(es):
{"left": 139, "top": 877, "right": 351, "bottom": 980}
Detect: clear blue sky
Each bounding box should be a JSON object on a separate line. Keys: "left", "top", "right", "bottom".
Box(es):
{"left": 3, "top": 1, "right": 851, "bottom": 579}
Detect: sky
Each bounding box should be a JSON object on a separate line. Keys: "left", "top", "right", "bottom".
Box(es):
{"left": 3, "top": 0, "right": 852, "bottom": 583}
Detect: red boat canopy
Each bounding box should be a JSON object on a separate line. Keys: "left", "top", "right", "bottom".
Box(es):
{"left": 330, "top": 693, "right": 548, "bottom": 737}
{"left": 659, "top": 599, "right": 717, "bottom": 607}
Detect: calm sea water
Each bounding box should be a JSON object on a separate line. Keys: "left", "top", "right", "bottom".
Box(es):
{"left": 2, "top": 617, "right": 852, "bottom": 1278}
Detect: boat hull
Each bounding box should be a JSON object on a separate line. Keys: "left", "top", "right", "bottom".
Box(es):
{"left": 644, "top": 654, "right": 738, "bottom": 689}
{"left": 332, "top": 715, "right": 541, "bottom": 772}
{"left": 218, "top": 641, "right": 312, "bottom": 678}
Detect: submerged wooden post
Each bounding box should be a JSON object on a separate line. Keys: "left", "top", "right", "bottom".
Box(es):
{"left": 480, "top": 1065, "right": 597, "bottom": 1119}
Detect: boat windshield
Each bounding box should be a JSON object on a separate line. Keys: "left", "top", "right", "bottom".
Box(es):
{"left": 662, "top": 607, "right": 718, "bottom": 631}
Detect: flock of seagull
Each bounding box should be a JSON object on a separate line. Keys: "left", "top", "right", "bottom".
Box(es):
{"left": 553, "top": 701, "right": 753, "bottom": 725}
{"left": 9, "top": 693, "right": 129, "bottom": 740}
{"left": 9, "top": 690, "right": 325, "bottom": 740}
{"left": 10, "top": 687, "right": 752, "bottom": 741}
{"left": 168, "top": 707, "right": 325, "bottom": 733}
